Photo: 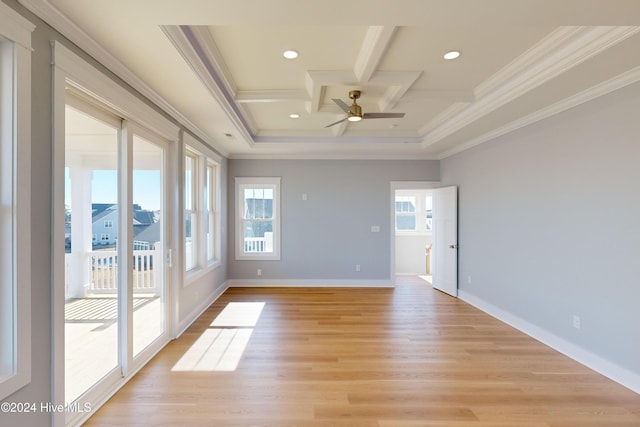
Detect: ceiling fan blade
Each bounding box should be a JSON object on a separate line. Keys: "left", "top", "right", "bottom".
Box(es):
{"left": 325, "top": 118, "right": 347, "bottom": 128}
{"left": 332, "top": 98, "right": 351, "bottom": 113}
{"left": 362, "top": 112, "right": 406, "bottom": 119}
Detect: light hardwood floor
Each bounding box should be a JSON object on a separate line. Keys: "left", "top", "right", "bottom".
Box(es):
{"left": 85, "top": 276, "right": 640, "bottom": 426}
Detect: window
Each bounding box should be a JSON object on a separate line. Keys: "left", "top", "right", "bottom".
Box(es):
{"left": 184, "top": 153, "right": 197, "bottom": 271}
{"left": 184, "top": 136, "right": 221, "bottom": 276}
{"left": 395, "top": 195, "right": 417, "bottom": 231}
{"left": 205, "top": 162, "right": 217, "bottom": 263}
{"left": 104, "top": 220, "right": 113, "bottom": 228}
{"left": 0, "top": 3, "right": 33, "bottom": 400}
{"left": 235, "top": 177, "right": 281, "bottom": 260}
{"left": 395, "top": 191, "right": 432, "bottom": 234}
{"left": 101, "top": 233, "right": 110, "bottom": 241}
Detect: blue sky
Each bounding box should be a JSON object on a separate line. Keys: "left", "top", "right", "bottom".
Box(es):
{"left": 65, "top": 168, "right": 161, "bottom": 211}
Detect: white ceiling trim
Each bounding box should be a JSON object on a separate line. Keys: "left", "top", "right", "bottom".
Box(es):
{"left": 228, "top": 152, "right": 435, "bottom": 160}
{"left": 253, "top": 134, "right": 424, "bottom": 144}
{"left": 437, "top": 64, "right": 640, "bottom": 159}
{"left": 162, "top": 25, "right": 256, "bottom": 146}
{"left": 421, "top": 25, "right": 640, "bottom": 148}
{"left": 18, "top": 0, "right": 226, "bottom": 156}
{"left": 354, "top": 26, "right": 398, "bottom": 82}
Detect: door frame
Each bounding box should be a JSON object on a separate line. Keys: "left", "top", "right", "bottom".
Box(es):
{"left": 51, "top": 42, "right": 179, "bottom": 427}
{"left": 389, "top": 181, "right": 440, "bottom": 284}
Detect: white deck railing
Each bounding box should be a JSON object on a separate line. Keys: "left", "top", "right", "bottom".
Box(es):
{"left": 65, "top": 248, "right": 161, "bottom": 298}
{"left": 244, "top": 237, "right": 266, "bottom": 252}
{"left": 243, "top": 233, "right": 273, "bottom": 253}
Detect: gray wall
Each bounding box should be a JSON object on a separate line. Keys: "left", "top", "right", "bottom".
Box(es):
{"left": 440, "top": 82, "right": 640, "bottom": 376}
{"left": 0, "top": 2, "right": 228, "bottom": 426}
{"left": 228, "top": 159, "right": 439, "bottom": 281}
{"left": 0, "top": 1, "right": 57, "bottom": 425}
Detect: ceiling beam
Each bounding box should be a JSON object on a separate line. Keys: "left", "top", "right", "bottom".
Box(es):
{"left": 354, "top": 26, "right": 398, "bottom": 82}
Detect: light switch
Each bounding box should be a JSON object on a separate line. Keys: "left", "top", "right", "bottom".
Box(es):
{"left": 371, "top": 225, "right": 380, "bottom": 233}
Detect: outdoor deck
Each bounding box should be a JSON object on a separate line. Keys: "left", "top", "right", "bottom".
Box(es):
{"left": 64, "top": 295, "right": 163, "bottom": 404}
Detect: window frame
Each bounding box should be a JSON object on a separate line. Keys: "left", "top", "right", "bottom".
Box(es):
{"left": 0, "top": 2, "right": 34, "bottom": 400}
{"left": 395, "top": 195, "right": 418, "bottom": 232}
{"left": 184, "top": 151, "right": 198, "bottom": 272}
{"left": 235, "top": 177, "right": 281, "bottom": 261}
{"left": 395, "top": 190, "right": 432, "bottom": 236}
{"left": 205, "top": 160, "right": 217, "bottom": 264}
{"left": 183, "top": 133, "right": 222, "bottom": 282}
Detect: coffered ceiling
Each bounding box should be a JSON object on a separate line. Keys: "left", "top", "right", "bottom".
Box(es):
{"left": 19, "top": 0, "right": 640, "bottom": 158}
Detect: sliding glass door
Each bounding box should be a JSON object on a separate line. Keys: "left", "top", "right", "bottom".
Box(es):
{"left": 63, "top": 97, "right": 170, "bottom": 408}
{"left": 131, "top": 131, "right": 167, "bottom": 358}
{"left": 64, "top": 103, "right": 121, "bottom": 404}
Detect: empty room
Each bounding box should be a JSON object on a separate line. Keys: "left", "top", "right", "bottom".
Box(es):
{"left": 1, "top": 1, "right": 639, "bottom": 426}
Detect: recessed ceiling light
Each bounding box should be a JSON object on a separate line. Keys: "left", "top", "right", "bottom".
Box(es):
{"left": 444, "top": 50, "right": 461, "bottom": 60}
{"left": 283, "top": 50, "right": 299, "bottom": 59}
{"left": 289, "top": 113, "right": 300, "bottom": 119}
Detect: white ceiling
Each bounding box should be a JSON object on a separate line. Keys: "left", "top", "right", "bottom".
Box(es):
{"left": 20, "top": 0, "right": 640, "bottom": 159}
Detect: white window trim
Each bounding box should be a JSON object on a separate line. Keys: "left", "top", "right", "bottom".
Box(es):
{"left": 205, "top": 160, "right": 219, "bottom": 266}
{"left": 235, "top": 177, "right": 281, "bottom": 261}
{"left": 184, "top": 150, "right": 198, "bottom": 273}
{"left": 0, "top": 1, "right": 34, "bottom": 401}
{"left": 183, "top": 133, "right": 222, "bottom": 285}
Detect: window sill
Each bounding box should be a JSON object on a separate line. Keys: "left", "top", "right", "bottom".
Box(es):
{"left": 235, "top": 253, "right": 281, "bottom": 261}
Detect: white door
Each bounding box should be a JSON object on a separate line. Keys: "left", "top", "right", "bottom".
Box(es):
{"left": 432, "top": 186, "right": 458, "bottom": 297}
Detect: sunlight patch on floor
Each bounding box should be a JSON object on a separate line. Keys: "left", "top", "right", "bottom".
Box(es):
{"left": 172, "top": 302, "right": 265, "bottom": 372}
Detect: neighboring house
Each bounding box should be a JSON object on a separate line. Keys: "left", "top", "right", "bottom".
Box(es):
{"left": 244, "top": 198, "right": 273, "bottom": 238}
{"left": 91, "top": 205, "right": 118, "bottom": 246}
{"left": 133, "top": 221, "right": 161, "bottom": 250}
{"left": 87, "top": 203, "right": 158, "bottom": 248}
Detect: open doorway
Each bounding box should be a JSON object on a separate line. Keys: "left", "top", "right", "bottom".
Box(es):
{"left": 390, "top": 182, "right": 439, "bottom": 284}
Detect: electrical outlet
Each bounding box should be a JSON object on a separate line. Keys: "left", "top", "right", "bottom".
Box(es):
{"left": 355, "top": 264, "right": 361, "bottom": 272}
{"left": 257, "top": 269, "right": 262, "bottom": 276}
{"left": 573, "top": 315, "right": 581, "bottom": 329}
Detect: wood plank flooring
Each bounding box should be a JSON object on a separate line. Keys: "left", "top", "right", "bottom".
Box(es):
{"left": 85, "top": 276, "right": 640, "bottom": 426}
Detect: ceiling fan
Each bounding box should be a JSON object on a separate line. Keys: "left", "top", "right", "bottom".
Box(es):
{"left": 325, "top": 90, "right": 405, "bottom": 128}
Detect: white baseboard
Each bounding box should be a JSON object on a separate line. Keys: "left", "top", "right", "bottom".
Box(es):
{"left": 227, "top": 278, "right": 394, "bottom": 288}
{"left": 458, "top": 290, "right": 640, "bottom": 394}
{"left": 175, "top": 280, "right": 230, "bottom": 338}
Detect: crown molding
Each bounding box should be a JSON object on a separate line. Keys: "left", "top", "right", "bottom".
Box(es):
{"left": 422, "top": 26, "right": 640, "bottom": 148}
{"left": 438, "top": 64, "right": 640, "bottom": 159}
{"left": 253, "top": 134, "right": 423, "bottom": 144}
{"left": 18, "top": 0, "right": 223, "bottom": 154}
{"left": 162, "top": 25, "right": 256, "bottom": 146}
{"left": 0, "top": 1, "right": 35, "bottom": 49}
{"left": 228, "top": 152, "right": 437, "bottom": 160}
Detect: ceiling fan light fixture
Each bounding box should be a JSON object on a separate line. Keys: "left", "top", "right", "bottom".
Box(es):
{"left": 347, "top": 103, "right": 363, "bottom": 122}
{"left": 283, "top": 49, "right": 299, "bottom": 59}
